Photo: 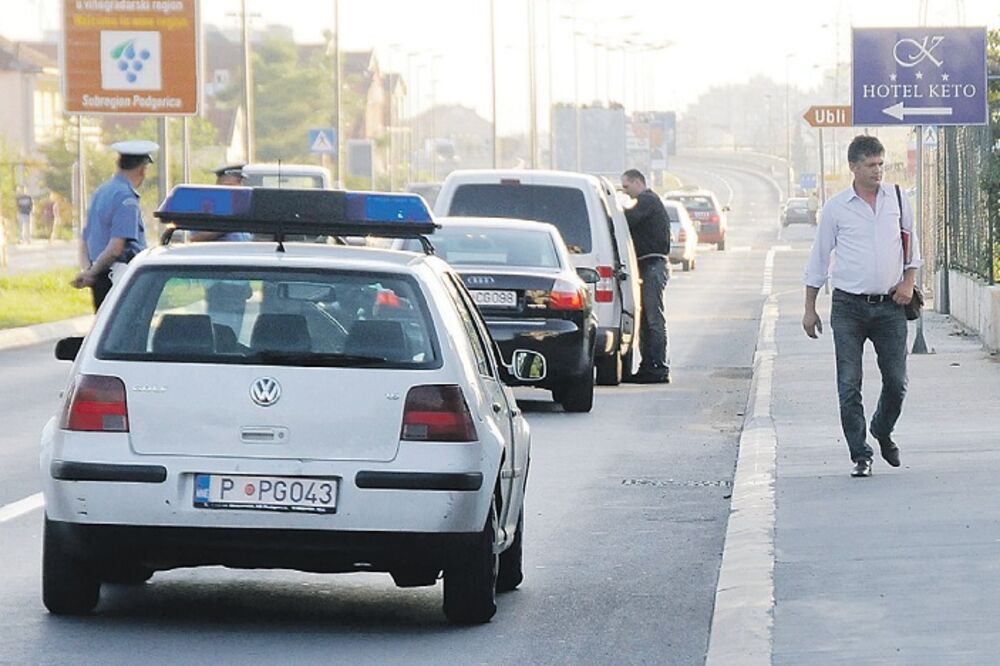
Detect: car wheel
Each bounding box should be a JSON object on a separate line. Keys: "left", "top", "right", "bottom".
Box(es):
{"left": 594, "top": 352, "right": 622, "bottom": 386}
{"left": 101, "top": 564, "right": 154, "bottom": 585}
{"left": 43, "top": 518, "right": 101, "bottom": 615}
{"left": 681, "top": 258, "right": 691, "bottom": 271}
{"left": 717, "top": 239, "right": 726, "bottom": 251}
{"left": 496, "top": 508, "right": 524, "bottom": 593}
{"left": 560, "top": 367, "right": 595, "bottom": 413}
{"left": 443, "top": 495, "right": 498, "bottom": 624}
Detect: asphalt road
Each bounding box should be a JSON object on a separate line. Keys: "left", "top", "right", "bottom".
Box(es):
{"left": 0, "top": 158, "right": 785, "bottom": 665}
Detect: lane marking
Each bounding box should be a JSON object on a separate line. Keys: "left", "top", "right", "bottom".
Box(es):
{"left": 0, "top": 493, "right": 44, "bottom": 524}
{"left": 706, "top": 248, "right": 781, "bottom": 666}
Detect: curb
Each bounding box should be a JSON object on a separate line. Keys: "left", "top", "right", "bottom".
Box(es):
{"left": 0, "top": 315, "right": 94, "bottom": 352}
{"left": 705, "top": 264, "right": 780, "bottom": 664}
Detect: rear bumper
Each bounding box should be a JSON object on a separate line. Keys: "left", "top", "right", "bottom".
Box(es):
{"left": 697, "top": 224, "right": 724, "bottom": 243}
{"left": 486, "top": 318, "right": 593, "bottom": 387}
{"left": 47, "top": 519, "right": 481, "bottom": 574}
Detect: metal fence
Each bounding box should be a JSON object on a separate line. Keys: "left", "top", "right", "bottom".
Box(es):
{"left": 923, "top": 124, "right": 997, "bottom": 286}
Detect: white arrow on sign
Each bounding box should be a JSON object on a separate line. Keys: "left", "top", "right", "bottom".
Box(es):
{"left": 882, "top": 102, "right": 954, "bottom": 121}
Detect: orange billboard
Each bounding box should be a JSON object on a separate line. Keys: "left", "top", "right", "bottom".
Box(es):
{"left": 62, "top": 0, "right": 200, "bottom": 115}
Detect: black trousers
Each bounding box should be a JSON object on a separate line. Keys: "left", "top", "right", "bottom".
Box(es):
{"left": 90, "top": 269, "right": 112, "bottom": 312}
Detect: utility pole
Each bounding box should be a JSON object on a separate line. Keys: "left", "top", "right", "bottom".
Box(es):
{"left": 527, "top": 0, "right": 538, "bottom": 168}
{"left": 333, "top": 0, "right": 343, "bottom": 185}
{"left": 490, "top": 0, "right": 498, "bottom": 168}
{"left": 241, "top": 0, "right": 254, "bottom": 163}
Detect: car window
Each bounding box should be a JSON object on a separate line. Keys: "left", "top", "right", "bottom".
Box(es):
{"left": 430, "top": 226, "right": 562, "bottom": 268}
{"left": 668, "top": 195, "right": 715, "bottom": 212}
{"left": 663, "top": 206, "right": 680, "bottom": 223}
{"left": 448, "top": 184, "right": 592, "bottom": 254}
{"left": 441, "top": 273, "right": 494, "bottom": 378}
{"left": 97, "top": 266, "right": 439, "bottom": 368}
{"left": 244, "top": 174, "right": 325, "bottom": 189}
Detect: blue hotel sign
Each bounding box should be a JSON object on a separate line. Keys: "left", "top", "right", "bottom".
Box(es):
{"left": 852, "top": 27, "right": 988, "bottom": 126}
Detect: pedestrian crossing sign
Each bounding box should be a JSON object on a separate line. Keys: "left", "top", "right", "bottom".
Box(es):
{"left": 308, "top": 128, "right": 337, "bottom": 154}
{"left": 922, "top": 126, "right": 938, "bottom": 148}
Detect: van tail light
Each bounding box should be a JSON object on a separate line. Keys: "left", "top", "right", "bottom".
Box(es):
{"left": 61, "top": 375, "right": 129, "bottom": 432}
{"left": 548, "top": 278, "right": 587, "bottom": 310}
{"left": 595, "top": 266, "right": 615, "bottom": 303}
{"left": 401, "top": 385, "right": 477, "bottom": 442}
{"left": 709, "top": 213, "right": 720, "bottom": 224}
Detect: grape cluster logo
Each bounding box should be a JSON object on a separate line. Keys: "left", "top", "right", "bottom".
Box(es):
{"left": 100, "top": 31, "right": 162, "bottom": 91}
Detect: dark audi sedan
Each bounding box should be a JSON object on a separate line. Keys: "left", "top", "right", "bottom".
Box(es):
{"left": 405, "top": 217, "right": 597, "bottom": 412}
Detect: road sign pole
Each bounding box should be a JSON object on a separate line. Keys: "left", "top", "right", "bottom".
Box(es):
{"left": 912, "top": 124, "right": 929, "bottom": 354}
{"left": 818, "top": 127, "right": 826, "bottom": 206}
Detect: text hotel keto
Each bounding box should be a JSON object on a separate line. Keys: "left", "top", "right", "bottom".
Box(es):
{"left": 82, "top": 94, "right": 183, "bottom": 111}
{"left": 860, "top": 83, "right": 978, "bottom": 99}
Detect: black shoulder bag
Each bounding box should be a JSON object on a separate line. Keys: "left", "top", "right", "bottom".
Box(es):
{"left": 895, "top": 184, "right": 923, "bottom": 321}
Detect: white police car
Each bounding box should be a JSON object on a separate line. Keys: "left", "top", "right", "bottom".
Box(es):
{"left": 40, "top": 186, "right": 540, "bottom": 624}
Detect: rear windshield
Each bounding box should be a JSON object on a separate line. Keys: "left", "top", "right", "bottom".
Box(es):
{"left": 448, "top": 184, "right": 592, "bottom": 253}
{"left": 668, "top": 195, "right": 715, "bottom": 212}
{"left": 787, "top": 200, "right": 808, "bottom": 209}
{"left": 425, "top": 226, "right": 562, "bottom": 268}
{"left": 244, "top": 174, "right": 326, "bottom": 189}
{"left": 97, "top": 267, "right": 440, "bottom": 368}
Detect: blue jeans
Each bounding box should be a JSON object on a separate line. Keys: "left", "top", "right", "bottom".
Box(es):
{"left": 830, "top": 290, "right": 908, "bottom": 462}
{"left": 639, "top": 257, "right": 669, "bottom": 369}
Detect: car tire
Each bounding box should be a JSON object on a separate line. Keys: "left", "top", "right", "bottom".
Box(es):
{"left": 560, "top": 367, "right": 595, "bottom": 413}
{"left": 42, "top": 518, "right": 101, "bottom": 615}
{"left": 681, "top": 258, "right": 691, "bottom": 272}
{"left": 443, "top": 495, "right": 498, "bottom": 625}
{"left": 595, "top": 352, "right": 622, "bottom": 386}
{"left": 496, "top": 508, "right": 524, "bottom": 593}
{"left": 101, "top": 564, "right": 154, "bottom": 585}
{"left": 717, "top": 239, "right": 726, "bottom": 251}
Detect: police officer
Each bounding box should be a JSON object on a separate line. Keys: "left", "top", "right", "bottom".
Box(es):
{"left": 188, "top": 165, "right": 252, "bottom": 243}
{"left": 71, "top": 140, "right": 157, "bottom": 311}
{"left": 189, "top": 165, "right": 253, "bottom": 339}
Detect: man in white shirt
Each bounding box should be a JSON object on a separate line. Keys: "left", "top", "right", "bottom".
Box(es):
{"left": 802, "top": 135, "right": 921, "bottom": 478}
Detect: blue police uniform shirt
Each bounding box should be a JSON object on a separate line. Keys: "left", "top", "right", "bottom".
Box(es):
{"left": 83, "top": 173, "right": 147, "bottom": 263}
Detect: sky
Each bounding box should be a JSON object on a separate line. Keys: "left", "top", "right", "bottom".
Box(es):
{"left": 6, "top": 0, "right": 999, "bottom": 134}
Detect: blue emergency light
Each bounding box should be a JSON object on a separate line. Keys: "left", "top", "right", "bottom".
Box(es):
{"left": 154, "top": 185, "right": 437, "bottom": 249}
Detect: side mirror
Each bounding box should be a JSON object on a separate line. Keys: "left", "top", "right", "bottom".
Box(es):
{"left": 575, "top": 267, "right": 600, "bottom": 284}
{"left": 55, "top": 336, "right": 84, "bottom": 361}
{"left": 722, "top": 206, "right": 731, "bottom": 212}
{"left": 511, "top": 349, "right": 546, "bottom": 381}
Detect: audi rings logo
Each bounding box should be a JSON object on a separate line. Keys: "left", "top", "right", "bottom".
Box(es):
{"left": 250, "top": 377, "right": 281, "bottom": 406}
{"left": 466, "top": 275, "right": 495, "bottom": 286}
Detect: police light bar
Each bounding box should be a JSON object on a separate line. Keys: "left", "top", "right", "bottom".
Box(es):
{"left": 154, "top": 185, "right": 437, "bottom": 242}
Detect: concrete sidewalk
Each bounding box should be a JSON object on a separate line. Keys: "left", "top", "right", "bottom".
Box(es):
{"left": 711, "top": 283, "right": 1000, "bottom": 665}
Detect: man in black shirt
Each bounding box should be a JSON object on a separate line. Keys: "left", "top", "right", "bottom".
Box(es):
{"left": 621, "top": 169, "right": 671, "bottom": 384}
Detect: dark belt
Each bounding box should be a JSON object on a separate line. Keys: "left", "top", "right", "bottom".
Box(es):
{"left": 835, "top": 288, "right": 892, "bottom": 303}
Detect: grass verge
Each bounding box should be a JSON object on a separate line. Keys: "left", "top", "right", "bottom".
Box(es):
{"left": 0, "top": 268, "right": 93, "bottom": 329}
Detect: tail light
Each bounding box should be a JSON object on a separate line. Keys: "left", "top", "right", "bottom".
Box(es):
{"left": 595, "top": 266, "right": 615, "bottom": 303}
{"left": 548, "top": 279, "right": 587, "bottom": 310}
{"left": 709, "top": 213, "right": 720, "bottom": 224}
{"left": 401, "top": 385, "right": 477, "bottom": 442}
{"left": 61, "top": 375, "right": 129, "bottom": 432}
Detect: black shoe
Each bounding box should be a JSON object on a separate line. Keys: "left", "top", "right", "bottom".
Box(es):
{"left": 634, "top": 368, "right": 670, "bottom": 384}
{"left": 851, "top": 459, "right": 873, "bottom": 477}
{"left": 870, "top": 428, "right": 901, "bottom": 467}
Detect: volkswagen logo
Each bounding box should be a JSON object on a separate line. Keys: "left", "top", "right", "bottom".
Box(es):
{"left": 250, "top": 377, "right": 281, "bottom": 406}
{"left": 466, "top": 275, "right": 495, "bottom": 286}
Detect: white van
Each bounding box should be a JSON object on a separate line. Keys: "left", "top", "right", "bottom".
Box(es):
{"left": 242, "top": 163, "right": 335, "bottom": 190}
{"left": 435, "top": 170, "right": 641, "bottom": 385}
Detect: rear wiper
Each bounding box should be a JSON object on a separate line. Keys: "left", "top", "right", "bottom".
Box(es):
{"left": 251, "top": 351, "right": 389, "bottom": 367}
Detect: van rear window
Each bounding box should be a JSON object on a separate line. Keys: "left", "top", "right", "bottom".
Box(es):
{"left": 669, "top": 196, "right": 715, "bottom": 212}
{"left": 448, "top": 184, "right": 592, "bottom": 253}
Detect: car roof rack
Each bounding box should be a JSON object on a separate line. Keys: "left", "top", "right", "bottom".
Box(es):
{"left": 154, "top": 185, "right": 439, "bottom": 254}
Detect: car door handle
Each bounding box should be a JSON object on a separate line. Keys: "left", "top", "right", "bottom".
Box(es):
{"left": 492, "top": 402, "right": 503, "bottom": 414}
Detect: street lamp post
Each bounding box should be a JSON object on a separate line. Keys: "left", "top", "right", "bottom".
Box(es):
{"left": 784, "top": 53, "right": 794, "bottom": 198}
{"left": 490, "top": 0, "right": 499, "bottom": 168}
